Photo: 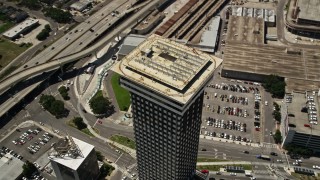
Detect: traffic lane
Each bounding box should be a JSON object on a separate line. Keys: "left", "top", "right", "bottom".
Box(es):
{"left": 110, "top": 170, "right": 123, "bottom": 180}
{"left": 25, "top": 100, "right": 121, "bottom": 161}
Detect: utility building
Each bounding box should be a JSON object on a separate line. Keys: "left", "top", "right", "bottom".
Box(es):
{"left": 112, "top": 34, "right": 222, "bottom": 179}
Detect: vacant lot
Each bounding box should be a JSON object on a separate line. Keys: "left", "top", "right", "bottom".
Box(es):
{"left": 0, "top": 38, "right": 31, "bottom": 69}
{"left": 0, "top": 21, "right": 14, "bottom": 34}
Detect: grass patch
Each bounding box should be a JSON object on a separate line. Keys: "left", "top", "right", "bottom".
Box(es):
{"left": 0, "top": 38, "right": 31, "bottom": 70}
{"left": 111, "top": 73, "right": 130, "bottom": 111}
{"left": 110, "top": 135, "right": 136, "bottom": 149}
{"left": 67, "top": 119, "right": 99, "bottom": 137}
{"left": 197, "top": 158, "right": 230, "bottom": 162}
{"left": 291, "top": 172, "right": 319, "bottom": 180}
{"left": 0, "top": 21, "right": 14, "bottom": 33}
{"left": 197, "top": 164, "right": 252, "bottom": 171}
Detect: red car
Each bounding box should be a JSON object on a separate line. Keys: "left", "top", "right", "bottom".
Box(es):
{"left": 255, "top": 128, "right": 260, "bottom": 131}
{"left": 201, "top": 169, "right": 209, "bottom": 174}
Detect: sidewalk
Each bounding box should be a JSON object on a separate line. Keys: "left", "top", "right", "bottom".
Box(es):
{"left": 197, "top": 161, "right": 251, "bottom": 166}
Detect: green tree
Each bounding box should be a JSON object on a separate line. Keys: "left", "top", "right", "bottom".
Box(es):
{"left": 49, "top": 100, "right": 65, "bottom": 117}
{"left": 44, "top": 24, "right": 52, "bottom": 31}
{"left": 36, "top": 30, "right": 50, "bottom": 41}
{"left": 43, "top": 8, "right": 73, "bottom": 23}
{"left": 89, "top": 91, "right": 113, "bottom": 115}
{"left": 273, "top": 111, "right": 281, "bottom": 122}
{"left": 96, "top": 151, "right": 104, "bottom": 161}
{"left": 22, "top": 161, "right": 37, "bottom": 178}
{"left": 99, "top": 163, "right": 115, "bottom": 179}
{"left": 20, "top": 0, "right": 42, "bottom": 10}
{"left": 263, "top": 75, "right": 286, "bottom": 98}
{"left": 273, "top": 130, "right": 282, "bottom": 144}
{"left": 39, "top": 94, "right": 55, "bottom": 110}
{"left": 73, "top": 117, "right": 87, "bottom": 130}
{"left": 58, "top": 86, "right": 70, "bottom": 100}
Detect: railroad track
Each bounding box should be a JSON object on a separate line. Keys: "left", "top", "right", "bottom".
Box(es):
{"left": 163, "top": 0, "right": 207, "bottom": 38}
{"left": 184, "top": 0, "right": 227, "bottom": 41}
{"left": 176, "top": 0, "right": 218, "bottom": 39}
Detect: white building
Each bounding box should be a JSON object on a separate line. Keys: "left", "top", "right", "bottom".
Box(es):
{"left": 49, "top": 136, "right": 99, "bottom": 180}
{"left": 2, "top": 18, "right": 39, "bottom": 40}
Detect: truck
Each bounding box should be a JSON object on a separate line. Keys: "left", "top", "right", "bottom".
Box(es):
{"left": 256, "top": 155, "right": 271, "bottom": 161}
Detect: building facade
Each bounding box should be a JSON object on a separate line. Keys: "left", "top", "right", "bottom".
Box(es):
{"left": 121, "top": 78, "right": 204, "bottom": 179}
{"left": 113, "top": 34, "right": 222, "bottom": 179}
{"left": 49, "top": 136, "right": 100, "bottom": 180}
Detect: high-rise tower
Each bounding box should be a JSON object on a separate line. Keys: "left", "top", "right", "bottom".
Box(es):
{"left": 112, "top": 34, "right": 222, "bottom": 179}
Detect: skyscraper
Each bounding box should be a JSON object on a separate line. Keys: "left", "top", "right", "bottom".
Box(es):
{"left": 112, "top": 34, "right": 222, "bottom": 179}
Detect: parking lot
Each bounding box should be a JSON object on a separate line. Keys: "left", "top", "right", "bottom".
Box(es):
{"left": 0, "top": 126, "right": 58, "bottom": 163}
{"left": 201, "top": 78, "right": 264, "bottom": 143}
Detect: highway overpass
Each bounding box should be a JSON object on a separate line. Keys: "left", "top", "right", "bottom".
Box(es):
{"left": 0, "top": 0, "right": 164, "bottom": 117}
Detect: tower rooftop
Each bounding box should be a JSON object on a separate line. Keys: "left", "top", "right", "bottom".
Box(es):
{"left": 112, "top": 34, "right": 222, "bottom": 104}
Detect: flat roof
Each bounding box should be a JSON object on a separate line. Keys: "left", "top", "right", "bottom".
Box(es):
{"left": 297, "top": 0, "right": 320, "bottom": 22}
{"left": 49, "top": 137, "right": 94, "bottom": 170}
{"left": 227, "top": 16, "right": 264, "bottom": 44}
{"left": 3, "top": 18, "right": 38, "bottom": 38}
{"left": 287, "top": 93, "right": 320, "bottom": 135}
{"left": 223, "top": 42, "right": 320, "bottom": 92}
{"left": 0, "top": 154, "right": 24, "bottom": 180}
{"left": 118, "top": 34, "right": 146, "bottom": 56}
{"left": 198, "top": 16, "right": 220, "bottom": 53}
{"left": 112, "top": 34, "right": 222, "bottom": 104}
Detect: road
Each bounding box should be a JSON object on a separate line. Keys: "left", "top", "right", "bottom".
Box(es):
{"left": 0, "top": 0, "right": 164, "bottom": 117}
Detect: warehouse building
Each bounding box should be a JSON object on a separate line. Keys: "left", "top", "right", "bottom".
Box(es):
{"left": 2, "top": 18, "right": 39, "bottom": 40}
{"left": 231, "top": 6, "right": 276, "bottom": 26}
{"left": 70, "top": 1, "right": 92, "bottom": 12}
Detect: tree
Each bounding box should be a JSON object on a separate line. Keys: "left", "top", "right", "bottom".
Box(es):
{"left": 43, "top": 8, "right": 73, "bottom": 23}
{"left": 273, "top": 111, "right": 281, "bottom": 122}
{"left": 49, "top": 100, "right": 65, "bottom": 117}
{"left": 44, "top": 24, "right": 52, "bottom": 32}
{"left": 263, "top": 75, "right": 286, "bottom": 98}
{"left": 22, "top": 161, "right": 37, "bottom": 178}
{"left": 39, "top": 94, "right": 55, "bottom": 110}
{"left": 99, "top": 163, "right": 115, "bottom": 179}
{"left": 20, "top": 0, "right": 42, "bottom": 10}
{"left": 73, "top": 117, "right": 87, "bottom": 130}
{"left": 96, "top": 151, "right": 104, "bottom": 161}
{"left": 58, "top": 86, "right": 70, "bottom": 100}
{"left": 89, "top": 91, "right": 113, "bottom": 115}
{"left": 273, "top": 130, "right": 282, "bottom": 144}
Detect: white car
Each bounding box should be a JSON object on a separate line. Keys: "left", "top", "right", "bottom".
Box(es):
{"left": 131, "top": 174, "right": 136, "bottom": 178}
{"left": 313, "top": 165, "right": 320, "bottom": 169}
{"left": 276, "top": 159, "right": 283, "bottom": 162}
{"left": 230, "top": 172, "right": 237, "bottom": 176}
{"left": 265, "top": 101, "right": 268, "bottom": 105}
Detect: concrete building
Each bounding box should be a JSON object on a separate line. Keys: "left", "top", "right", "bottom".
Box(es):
{"left": 118, "top": 34, "right": 146, "bottom": 59}
{"left": 70, "top": 1, "right": 92, "bottom": 12}
{"left": 296, "top": 0, "right": 320, "bottom": 26}
{"left": 286, "top": 0, "right": 320, "bottom": 37}
{"left": 193, "top": 16, "right": 221, "bottom": 53}
{"left": 0, "top": 154, "right": 24, "bottom": 180}
{"left": 281, "top": 93, "right": 320, "bottom": 153}
{"left": 2, "top": 18, "right": 39, "bottom": 40}
{"left": 112, "top": 34, "right": 222, "bottom": 179}
{"left": 49, "top": 136, "right": 99, "bottom": 180}
{"left": 221, "top": 42, "right": 320, "bottom": 92}
{"left": 227, "top": 16, "right": 265, "bottom": 44}
{"left": 231, "top": 6, "right": 276, "bottom": 26}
